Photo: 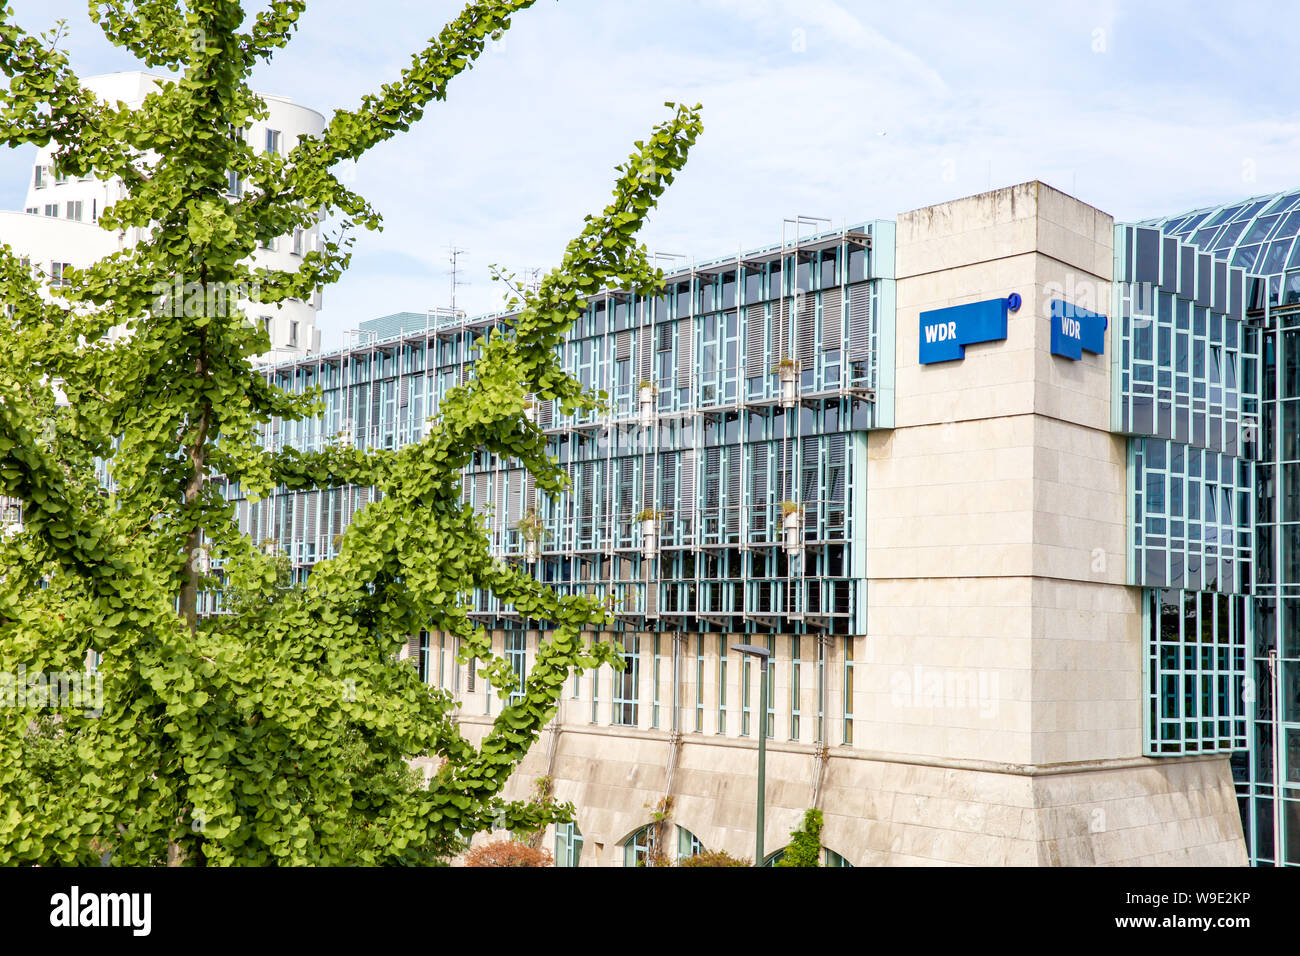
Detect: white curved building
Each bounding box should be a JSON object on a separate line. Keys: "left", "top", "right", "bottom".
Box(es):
{"left": 3, "top": 71, "right": 325, "bottom": 363}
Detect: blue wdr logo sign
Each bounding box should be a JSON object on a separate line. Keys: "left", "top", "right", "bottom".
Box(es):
{"left": 1049, "top": 299, "right": 1107, "bottom": 360}
{"left": 918, "top": 296, "right": 1013, "bottom": 364}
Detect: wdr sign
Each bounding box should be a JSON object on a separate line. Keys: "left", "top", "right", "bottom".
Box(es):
{"left": 1049, "top": 299, "right": 1107, "bottom": 360}
{"left": 918, "top": 295, "right": 1017, "bottom": 365}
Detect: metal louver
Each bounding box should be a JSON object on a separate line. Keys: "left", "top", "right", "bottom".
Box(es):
{"left": 848, "top": 284, "right": 870, "bottom": 360}
{"left": 796, "top": 294, "right": 816, "bottom": 369}
{"left": 775, "top": 298, "right": 790, "bottom": 358}
{"left": 703, "top": 448, "right": 721, "bottom": 510}
{"left": 676, "top": 323, "right": 692, "bottom": 389}
{"left": 726, "top": 449, "right": 740, "bottom": 535}
{"left": 639, "top": 329, "right": 653, "bottom": 385}
{"left": 745, "top": 303, "right": 765, "bottom": 375}
{"left": 822, "top": 286, "right": 842, "bottom": 351}
{"left": 681, "top": 449, "right": 696, "bottom": 514}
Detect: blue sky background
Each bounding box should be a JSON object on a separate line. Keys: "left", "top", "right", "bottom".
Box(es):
{"left": 3, "top": 0, "right": 1298, "bottom": 347}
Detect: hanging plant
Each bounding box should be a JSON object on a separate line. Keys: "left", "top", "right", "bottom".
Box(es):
{"left": 515, "top": 509, "right": 545, "bottom": 542}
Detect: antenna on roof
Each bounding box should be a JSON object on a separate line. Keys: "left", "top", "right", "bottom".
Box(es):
{"left": 447, "top": 245, "right": 468, "bottom": 314}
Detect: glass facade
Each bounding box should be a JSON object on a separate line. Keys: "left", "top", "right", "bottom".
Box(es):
{"left": 1138, "top": 192, "right": 1300, "bottom": 864}
{"left": 1116, "top": 220, "right": 1255, "bottom": 766}
{"left": 224, "top": 223, "right": 897, "bottom": 644}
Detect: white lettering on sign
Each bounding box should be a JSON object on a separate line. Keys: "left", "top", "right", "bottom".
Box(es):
{"left": 1061, "top": 316, "right": 1080, "bottom": 339}
{"left": 924, "top": 321, "right": 958, "bottom": 344}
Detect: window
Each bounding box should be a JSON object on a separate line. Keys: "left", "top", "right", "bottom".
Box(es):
{"left": 437, "top": 632, "right": 446, "bottom": 688}
{"left": 613, "top": 633, "right": 639, "bottom": 725}
{"left": 50, "top": 262, "right": 72, "bottom": 288}
{"left": 43, "top": 204, "right": 58, "bottom": 217}
{"left": 505, "top": 632, "right": 526, "bottom": 704}
{"left": 66, "top": 201, "right": 83, "bottom": 222}
{"left": 24, "top": 207, "right": 36, "bottom": 215}
{"left": 288, "top": 320, "right": 299, "bottom": 348}
{"left": 717, "top": 636, "right": 728, "bottom": 734}
{"left": 590, "top": 661, "right": 599, "bottom": 724}
{"left": 824, "top": 848, "right": 853, "bottom": 867}
{"left": 265, "top": 129, "right": 281, "bottom": 155}
{"left": 261, "top": 317, "right": 273, "bottom": 344}
{"left": 652, "top": 635, "right": 661, "bottom": 728}
{"left": 292, "top": 227, "right": 303, "bottom": 256}
{"left": 416, "top": 631, "right": 430, "bottom": 683}
{"left": 54, "top": 164, "right": 67, "bottom": 183}
{"left": 33, "top": 165, "right": 45, "bottom": 189}
{"left": 453, "top": 635, "right": 461, "bottom": 694}
{"left": 765, "top": 636, "right": 776, "bottom": 738}
{"left": 226, "top": 170, "right": 241, "bottom": 198}
{"left": 694, "top": 636, "right": 704, "bottom": 731}
{"left": 741, "top": 651, "right": 751, "bottom": 736}
{"left": 790, "top": 636, "right": 802, "bottom": 740}
{"left": 843, "top": 639, "right": 855, "bottom": 745}
{"left": 555, "top": 821, "right": 583, "bottom": 867}
{"left": 677, "top": 826, "right": 703, "bottom": 862}
{"left": 623, "top": 825, "right": 654, "bottom": 866}
{"left": 817, "top": 637, "right": 826, "bottom": 742}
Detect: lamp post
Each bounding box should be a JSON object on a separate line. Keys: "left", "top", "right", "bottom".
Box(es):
{"left": 732, "top": 642, "right": 771, "bottom": 866}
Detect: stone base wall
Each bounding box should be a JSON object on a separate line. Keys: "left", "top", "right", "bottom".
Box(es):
{"left": 452, "top": 717, "right": 1247, "bottom": 867}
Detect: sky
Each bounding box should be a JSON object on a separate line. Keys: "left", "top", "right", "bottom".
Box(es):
{"left": 2, "top": 0, "right": 1299, "bottom": 348}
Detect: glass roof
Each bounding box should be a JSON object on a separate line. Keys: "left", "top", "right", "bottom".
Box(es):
{"left": 1144, "top": 188, "right": 1300, "bottom": 280}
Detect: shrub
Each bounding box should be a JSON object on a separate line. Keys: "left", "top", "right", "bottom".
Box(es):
{"left": 678, "top": 850, "right": 750, "bottom": 867}
{"left": 465, "top": 840, "right": 554, "bottom": 867}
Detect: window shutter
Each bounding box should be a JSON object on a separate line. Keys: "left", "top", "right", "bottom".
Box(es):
{"left": 746, "top": 303, "right": 765, "bottom": 375}
{"left": 676, "top": 322, "right": 692, "bottom": 390}
{"left": 822, "top": 286, "right": 842, "bottom": 351}
{"left": 848, "top": 284, "right": 870, "bottom": 360}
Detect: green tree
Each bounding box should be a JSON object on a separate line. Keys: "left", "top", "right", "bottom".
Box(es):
{"left": 0, "top": 0, "right": 701, "bottom": 865}
{"left": 775, "top": 809, "right": 823, "bottom": 867}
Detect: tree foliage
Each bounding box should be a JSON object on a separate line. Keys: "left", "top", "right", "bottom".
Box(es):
{"left": 0, "top": 0, "right": 701, "bottom": 865}
{"left": 774, "top": 809, "right": 823, "bottom": 867}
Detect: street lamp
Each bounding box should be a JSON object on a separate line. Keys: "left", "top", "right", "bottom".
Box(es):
{"left": 732, "top": 642, "right": 771, "bottom": 866}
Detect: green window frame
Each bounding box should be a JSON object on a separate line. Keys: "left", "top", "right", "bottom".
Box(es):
{"left": 556, "top": 822, "right": 583, "bottom": 868}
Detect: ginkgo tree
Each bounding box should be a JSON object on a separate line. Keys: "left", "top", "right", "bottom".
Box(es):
{"left": 0, "top": 0, "right": 701, "bottom": 865}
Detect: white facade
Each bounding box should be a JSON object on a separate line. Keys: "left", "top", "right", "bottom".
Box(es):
{"left": 4, "top": 71, "right": 325, "bottom": 363}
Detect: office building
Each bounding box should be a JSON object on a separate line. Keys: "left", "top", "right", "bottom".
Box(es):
{"left": 240, "top": 180, "right": 1300, "bottom": 866}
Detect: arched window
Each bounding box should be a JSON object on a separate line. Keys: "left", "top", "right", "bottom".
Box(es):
{"left": 623, "top": 824, "right": 654, "bottom": 867}
{"left": 677, "top": 826, "right": 704, "bottom": 862}
{"left": 555, "top": 821, "right": 583, "bottom": 868}
{"left": 761, "top": 847, "right": 854, "bottom": 867}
